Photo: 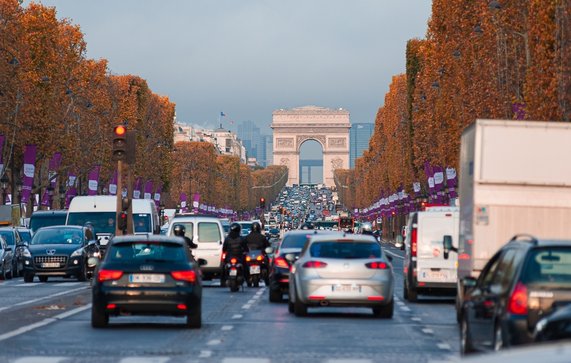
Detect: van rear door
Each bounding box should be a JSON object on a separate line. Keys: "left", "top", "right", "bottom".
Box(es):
{"left": 195, "top": 221, "right": 223, "bottom": 269}
{"left": 416, "top": 211, "right": 458, "bottom": 286}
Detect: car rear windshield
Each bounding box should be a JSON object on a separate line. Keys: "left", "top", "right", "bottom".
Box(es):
{"left": 521, "top": 247, "right": 571, "bottom": 286}
{"left": 281, "top": 234, "right": 311, "bottom": 249}
{"left": 107, "top": 242, "right": 186, "bottom": 263}
{"left": 198, "top": 222, "right": 221, "bottom": 242}
{"left": 30, "top": 214, "right": 67, "bottom": 233}
{"left": 31, "top": 229, "right": 84, "bottom": 245}
{"left": 0, "top": 231, "right": 14, "bottom": 246}
{"left": 67, "top": 212, "right": 116, "bottom": 234}
{"left": 310, "top": 241, "right": 382, "bottom": 259}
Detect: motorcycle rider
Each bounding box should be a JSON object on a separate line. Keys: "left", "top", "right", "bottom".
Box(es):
{"left": 173, "top": 224, "right": 198, "bottom": 252}
{"left": 244, "top": 222, "right": 270, "bottom": 252}
{"left": 222, "top": 222, "right": 249, "bottom": 263}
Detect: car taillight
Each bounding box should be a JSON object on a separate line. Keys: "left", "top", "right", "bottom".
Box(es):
{"left": 365, "top": 261, "right": 388, "bottom": 269}
{"left": 221, "top": 252, "right": 227, "bottom": 261}
{"left": 274, "top": 256, "right": 289, "bottom": 269}
{"left": 171, "top": 270, "right": 197, "bottom": 283}
{"left": 230, "top": 257, "right": 237, "bottom": 264}
{"left": 256, "top": 255, "right": 263, "bottom": 261}
{"left": 411, "top": 228, "right": 417, "bottom": 257}
{"left": 508, "top": 282, "right": 528, "bottom": 315}
{"left": 98, "top": 269, "right": 123, "bottom": 282}
{"left": 302, "top": 261, "right": 327, "bottom": 268}
{"left": 245, "top": 256, "right": 252, "bottom": 262}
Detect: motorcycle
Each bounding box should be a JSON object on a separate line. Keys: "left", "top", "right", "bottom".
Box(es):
{"left": 245, "top": 250, "right": 269, "bottom": 288}
{"left": 224, "top": 256, "right": 244, "bottom": 292}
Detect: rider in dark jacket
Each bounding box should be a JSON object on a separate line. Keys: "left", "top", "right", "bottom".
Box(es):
{"left": 173, "top": 224, "right": 198, "bottom": 252}
{"left": 244, "top": 222, "right": 270, "bottom": 251}
{"left": 222, "top": 223, "right": 249, "bottom": 260}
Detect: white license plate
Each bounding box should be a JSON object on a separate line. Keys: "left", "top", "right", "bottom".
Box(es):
{"left": 422, "top": 270, "right": 448, "bottom": 280}
{"left": 129, "top": 274, "right": 165, "bottom": 283}
{"left": 41, "top": 263, "right": 60, "bottom": 268}
{"left": 229, "top": 269, "right": 237, "bottom": 276}
{"left": 249, "top": 265, "right": 261, "bottom": 274}
{"left": 332, "top": 284, "right": 361, "bottom": 293}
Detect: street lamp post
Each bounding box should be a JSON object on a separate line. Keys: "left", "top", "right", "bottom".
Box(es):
{"left": 59, "top": 185, "right": 66, "bottom": 210}
{"left": 0, "top": 175, "right": 8, "bottom": 205}
{"left": 47, "top": 185, "right": 54, "bottom": 210}
{"left": 16, "top": 178, "right": 22, "bottom": 205}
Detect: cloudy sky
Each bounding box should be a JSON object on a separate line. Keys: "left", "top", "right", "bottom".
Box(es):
{"left": 31, "top": 1, "right": 432, "bottom": 134}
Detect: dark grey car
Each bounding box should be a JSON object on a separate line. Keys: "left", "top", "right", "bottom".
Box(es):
{"left": 0, "top": 235, "right": 13, "bottom": 280}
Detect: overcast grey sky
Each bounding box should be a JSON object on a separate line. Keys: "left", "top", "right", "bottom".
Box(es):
{"left": 32, "top": 1, "right": 432, "bottom": 133}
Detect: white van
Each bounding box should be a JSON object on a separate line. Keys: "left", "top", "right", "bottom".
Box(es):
{"left": 403, "top": 206, "right": 459, "bottom": 302}
{"left": 66, "top": 196, "right": 160, "bottom": 247}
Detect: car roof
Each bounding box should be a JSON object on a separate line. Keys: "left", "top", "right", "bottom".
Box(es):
{"left": 308, "top": 233, "right": 379, "bottom": 244}
{"left": 508, "top": 239, "right": 571, "bottom": 249}
{"left": 110, "top": 235, "right": 186, "bottom": 246}
{"left": 31, "top": 210, "right": 68, "bottom": 216}
{"left": 170, "top": 215, "right": 221, "bottom": 222}
{"left": 35, "top": 225, "right": 83, "bottom": 231}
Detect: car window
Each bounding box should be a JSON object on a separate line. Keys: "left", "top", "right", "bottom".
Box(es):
{"left": 134, "top": 214, "right": 151, "bottom": 233}
{"left": 171, "top": 222, "right": 193, "bottom": 237}
{"left": 281, "top": 234, "right": 312, "bottom": 249}
{"left": 197, "top": 222, "right": 221, "bottom": 242}
{"left": 107, "top": 243, "right": 186, "bottom": 262}
{"left": 310, "top": 241, "right": 382, "bottom": 259}
{"left": 479, "top": 251, "right": 503, "bottom": 287}
{"left": 521, "top": 247, "right": 571, "bottom": 286}
{"left": 30, "top": 214, "right": 67, "bottom": 233}
{"left": 490, "top": 249, "right": 517, "bottom": 294}
{"left": 0, "top": 231, "right": 15, "bottom": 246}
{"left": 18, "top": 230, "right": 32, "bottom": 243}
{"left": 31, "top": 229, "right": 84, "bottom": 245}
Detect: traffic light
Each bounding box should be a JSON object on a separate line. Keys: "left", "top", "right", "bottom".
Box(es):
{"left": 259, "top": 197, "right": 266, "bottom": 209}
{"left": 117, "top": 211, "right": 128, "bottom": 233}
{"left": 112, "top": 125, "right": 127, "bottom": 161}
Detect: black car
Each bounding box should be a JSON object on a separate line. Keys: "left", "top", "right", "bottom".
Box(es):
{"left": 268, "top": 230, "right": 336, "bottom": 302}
{"left": 22, "top": 225, "right": 99, "bottom": 283}
{"left": 29, "top": 210, "right": 68, "bottom": 235}
{"left": 0, "top": 235, "right": 13, "bottom": 280}
{"left": 534, "top": 303, "right": 571, "bottom": 342}
{"left": 0, "top": 227, "right": 24, "bottom": 277}
{"left": 460, "top": 235, "right": 571, "bottom": 354}
{"left": 91, "top": 235, "right": 202, "bottom": 328}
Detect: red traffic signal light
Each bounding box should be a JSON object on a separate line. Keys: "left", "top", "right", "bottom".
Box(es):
{"left": 112, "top": 125, "right": 127, "bottom": 161}
{"left": 114, "top": 125, "right": 126, "bottom": 136}
{"left": 259, "top": 197, "right": 266, "bottom": 209}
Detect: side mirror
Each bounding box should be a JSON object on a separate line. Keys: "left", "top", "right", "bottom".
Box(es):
{"left": 87, "top": 257, "right": 99, "bottom": 268}
{"left": 265, "top": 247, "right": 274, "bottom": 255}
{"left": 197, "top": 258, "right": 208, "bottom": 266}
{"left": 461, "top": 276, "right": 477, "bottom": 289}
{"left": 285, "top": 253, "right": 296, "bottom": 262}
{"left": 443, "top": 235, "right": 457, "bottom": 260}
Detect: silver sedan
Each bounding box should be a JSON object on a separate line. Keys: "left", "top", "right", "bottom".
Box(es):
{"left": 288, "top": 233, "right": 394, "bottom": 318}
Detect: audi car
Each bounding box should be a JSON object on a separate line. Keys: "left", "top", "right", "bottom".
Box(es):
{"left": 22, "top": 225, "right": 99, "bottom": 282}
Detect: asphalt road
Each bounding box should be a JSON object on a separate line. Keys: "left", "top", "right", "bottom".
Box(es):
{"left": 0, "top": 242, "right": 460, "bottom": 363}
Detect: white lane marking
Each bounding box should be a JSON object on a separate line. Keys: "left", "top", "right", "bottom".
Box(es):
{"left": 221, "top": 325, "right": 233, "bottom": 331}
{"left": 437, "top": 343, "right": 451, "bottom": 350}
{"left": 0, "top": 304, "right": 91, "bottom": 342}
{"left": 384, "top": 250, "right": 404, "bottom": 260}
{"left": 55, "top": 282, "right": 81, "bottom": 287}
{"left": 12, "top": 283, "right": 42, "bottom": 287}
{"left": 247, "top": 299, "right": 256, "bottom": 304}
{"left": 411, "top": 317, "right": 422, "bottom": 321}
{"left": 0, "top": 286, "right": 88, "bottom": 312}
{"left": 199, "top": 351, "right": 212, "bottom": 358}
{"left": 207, "top": 339, "right": 221, "bottom": 346}
{"left": 422, "top": 328, "right": 434, "bottom": 334}
{"left": 400, "top": 306, "right": 411, "bottom": 312}
{"left": 119, "top": 358, "right": 170, "bottom": 363}
{"left": 12, "top": 357, "right": 68, "bottom": 363}
{"left": 222, "top": 359, "right": 270, "bottom": 363}
{"left": 231, "top": 314, "right": 243, "bottom": 319}
{"left": 396, "top": 301, "right": 405, "bottom": 306}
{"left": 242, "top": 304, "right": 251, "bottom": 309}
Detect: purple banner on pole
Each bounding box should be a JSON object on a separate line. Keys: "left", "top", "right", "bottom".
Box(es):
{"left": 424, "top": 161, "right": 435, "bottom": 201}
{"left": 433, "top": 165, "right": 444, "bottom": 203}
{"left": 133, "top": 177, "right": 142, "bottom": 199}
{"left": 446, "top": 167, "right": 458, "bottom": 199}
{"left": 21, "top": 144, "right": 37, "bottom": 204}
{"left": 41, "top": 152, "right": 62, "bottom": 207}
{"left": 108, "top": 170, "right": 118, "bottom": 195}
{"left": 180, "top": 192, "right": 188, "bottom": 212}
{"left": 0, "top": 135, "right": 5, "bottom": 179}
{"left": 65, "top": 170, "right": 77, "bottom": 209}
{"left": 192, "top": 192, "right": 200, "bottom": 213}
{"left": 87, "top": 165, "right": 101, "bottom": 196}
{"left": 153, "top": 183, "right": 163, "bottom": 208}
{"left": 143, "top": 180, "right": 153, "bottom": 200}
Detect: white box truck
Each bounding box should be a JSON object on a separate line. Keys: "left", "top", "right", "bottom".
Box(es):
{"left": 455, "top": 119, "right": 571, "bottom": 317}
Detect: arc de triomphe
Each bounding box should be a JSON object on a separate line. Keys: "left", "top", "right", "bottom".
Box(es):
{"left": 271, "top": 106, "right": 351, "bottom": 188}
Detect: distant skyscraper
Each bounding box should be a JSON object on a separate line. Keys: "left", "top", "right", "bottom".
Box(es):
{"left": 237, "top": 120, "right": 263, "bottom": 163}
{"left": 350, "top": 123, "right": 374, "bottom": 168}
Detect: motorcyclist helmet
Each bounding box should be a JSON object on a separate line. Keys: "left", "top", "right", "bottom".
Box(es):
{"left": 173, "top": 224, "right": 186, "bottom": 237}
{"left": 360, "top": 222, "right": 373, "bottom": 235}
{"left": 252, "top": 222, "right": 261, "bottom": 233}
{"left": 229, "top": 222, "right": 241, "bottom": 234}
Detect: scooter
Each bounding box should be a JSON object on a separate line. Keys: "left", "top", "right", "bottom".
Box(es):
{"left": 245, "top": 250, "right": 269, "bottom": 287}
{"left": 224, "top": 256, "right": 244, "bottom": 292}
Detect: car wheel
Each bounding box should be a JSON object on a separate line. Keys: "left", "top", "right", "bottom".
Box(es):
{"left": 406, "top": 271, "right": 418, "bottom": 302}
{"left": 403, "top": 279, "right": 409, "bottom": 300}
{"left": 39, "top": 276, "right": 48, "bottom": 283}
{"left": 186, "top": 304, "right": 202, "bottom": 329}
{"left": 91, "top": 304, "right": 109, "bottom": 328}
{"left": 220, "top": 275, "right": 226, "bottom": 288}
{"left": 373, "top": 299, "right": 394, "bottom": 319}
{"left": 77, "top": 268, "right": 87, "bottom": 282}
{"left": 294, "top": 288, "right": 307, "bottom": 317}
{"left": 460, "top": 316, "right": 475, "bottom": 355}
{"left": 288, "top": 299, "right": 294, "bottom": 314}
{"left": 269, "top": 288, "right": 282, "bottom": 303}
{"left": 24, "top": 273, "right": 34, "bottom": 283}
{"left": 494, "top": 323, "right": 504, "bottom": 351}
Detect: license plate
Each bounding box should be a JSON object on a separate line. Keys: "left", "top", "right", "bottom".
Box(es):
{"left": 332, "top": 284, "right": 361, "bottom": 293}
{"left": 249, "top": 265, "right": 261, "bottom": 274}
{"left": 41, "top": 262, "right": 60, "bottom": 268}
{"left": 422, "top": 270, "right": 447, "bottom": 280}
{"left": 229, "top": 269, "right": 237, "bottom": 276}
{"left": 129, "top": 274, "right": 165, "bottom": 283}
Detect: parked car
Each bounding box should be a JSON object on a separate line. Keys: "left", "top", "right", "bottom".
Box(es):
{"left": 534, "top": 304, "right": 571, "bottom": 343}
{"left": 288, "top": 233, "right": 394, "bottom": 318}
{"left": 460, "top": 235, "right": 571, "bottom": 354}
{"left": 166, "top": 215, "right": 225, "bottom": 284}
{"left": 91, "top": 235, "right": 203, "bottom": 328}
{"left": 0, "top": 235, "right": 13, "bottom": 280}
{"left": 0, "top": 227, "right": 23, "bottom": 277}
{"left": 22, "top": 225, "right": 99, "bottom": 282}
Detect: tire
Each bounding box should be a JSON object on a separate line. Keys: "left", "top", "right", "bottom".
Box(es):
{"left": 6, "top": 267, "right": 12, "bottom": 280}
{"left": 91, "top": 304, "right": 109, "bottom": 328}
{"left": 220, "top": 275, "right": 226, "bottom": 287}
{"left": 403, "top": 279, "right": 409, "bottom": 300}
{"left": 288, "top": 299, "right": 294, "bottom": 314}
{"left": 406, "top": 272, "right": 418, "bottom": 302}
{"left": 294, "top": 288, "right": 307, "bottom": 317}
{"left": 0, "top": 266, "right": 5, "bottom": 280}
{"left": 24, "top": 273, "right": 34, "bottom": 283}
{"left": 373, "top": 299, "right": 394, "bottom": 319}
{"left": 460, "top": 316, "right": 475, "bottom": 355}
{"left": 494, "top": 323, "right": 504, "bottom": 352}
{"left": 186, "top": 304, "right": 202, "bottom": 329}
{"left": 77, "top": 268, "right": 87, "bottom": 282}
{"left": 39, "top": 276, "right": 48, "bottom": 283}
{"left": 269, "top": 288, "right": 282, "bottom": 303}
{"left": 228, "top": 280, "right": 239, "bottom": 292}
{"left": 253, "top": 276, "right": 260, "bottom": 288}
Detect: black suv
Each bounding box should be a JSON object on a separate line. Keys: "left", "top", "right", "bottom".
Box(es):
{"left": 460, "top": 235, "right": 571, "bottom": 354}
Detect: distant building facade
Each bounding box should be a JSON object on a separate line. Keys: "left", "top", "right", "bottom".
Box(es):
{"left": 350, "top": 123, "right": 374, "bottom": 168}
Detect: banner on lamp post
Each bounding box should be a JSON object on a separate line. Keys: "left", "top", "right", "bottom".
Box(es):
{"left": 153, "top": 182, "right": 163, "bottom": 208}
{"left": 192, "top": 193, "right": 200, "bottom": 213}
{"left": 133, "top": 177, "right": 142, "bottom": 199}
{"left": 87, "top": 165, "right": 101, "bottom": 196}
{"left": 21, "top": 144, "right": 37, "bottom": 205}
{"left": 179, "top": 192, "right": 188, "bottom": 212}
{"left": 41, "top": 152, "right": 62, "bottom": 207}
{"left": 65, "top": 170, "right": 77, "bottom": 209}
{"left": 108, "top": 170, "right": 118, "bottom": 196}
{"left": 143, "top": 180, "right": 153, "bottom": 200}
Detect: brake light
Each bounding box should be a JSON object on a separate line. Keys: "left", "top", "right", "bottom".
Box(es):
{"left": 171, "top": 270, "right": 197, "bottom": 283}
{"left": 245, "top": 256, "right": 252, "bottom": 262}
{"left": 221, "top": 252, "right": 227, "bottom": 261}
{"left": 302, "top": 261, "right": 327, "bottom": 268}
{"left": 411, "top": 228, "right": 418, "bottom": 257}
{"left": 365, "top": 261, "right": 388, "bottom": 269}
{"left": 230, "top": 258, "right": 237, "bottom": 264}
{"left": 508, "top": 282, "right": 528, "bottom": 315}
{"left": 98, "top": 269, "right": 123, "bottom": 282}
{"left": 256, "top": 255, "right": 263, "bottom": 261}
{"left": 274, "top": 256, "right": 289, "bottom": 269}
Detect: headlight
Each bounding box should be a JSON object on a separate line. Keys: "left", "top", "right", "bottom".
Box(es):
{"left": 22, "top": 249, "right": 31, "bottom": 258}
{"left": 70, "top": 248, "right": 84, "bottom": 257}
{"left": 92, "top": 251, "right": 101, "bottom": 258}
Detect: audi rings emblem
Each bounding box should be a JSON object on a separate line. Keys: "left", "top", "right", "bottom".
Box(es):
{"left": 46, "top": 249, "right": 56, "bottom": 255}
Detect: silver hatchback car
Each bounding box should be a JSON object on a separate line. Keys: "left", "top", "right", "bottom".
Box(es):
{"left": 288, "top": 233, "right": 394, "bottom": 318}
